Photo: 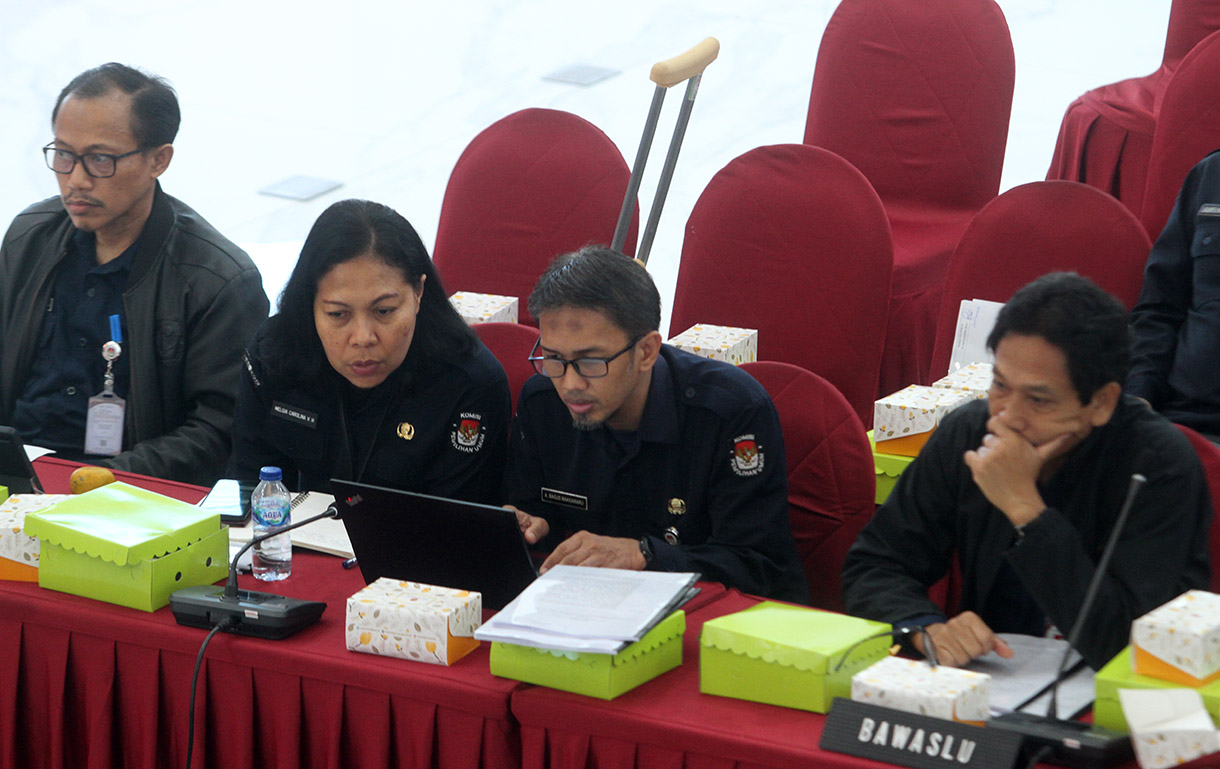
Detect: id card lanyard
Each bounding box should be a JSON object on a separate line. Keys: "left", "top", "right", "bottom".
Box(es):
{"left": 84, "top": 314, "right": 125, "bottom": 456}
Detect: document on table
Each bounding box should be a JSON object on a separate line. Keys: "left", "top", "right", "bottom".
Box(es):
{"left": 948, "top": 298, "right": 1003, "bottom": 373}
{"left": 965, "top": 633, "right": 1095, "bottom": 718}
{"left": 474, "top": 565, "right": 699, "bottom": 654}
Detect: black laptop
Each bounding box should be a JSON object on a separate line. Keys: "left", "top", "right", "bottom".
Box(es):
{"left": 329, "top": 479, "right": 538, "bottom": 610}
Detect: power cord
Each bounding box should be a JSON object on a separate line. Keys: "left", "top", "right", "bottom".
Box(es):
{"left": 185, "top": 616, "right": 238, "bottom": 769}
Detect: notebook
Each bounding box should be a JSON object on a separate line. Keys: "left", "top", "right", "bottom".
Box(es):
{"left": 329, "top": 479, "right": 538, "bottom": 610}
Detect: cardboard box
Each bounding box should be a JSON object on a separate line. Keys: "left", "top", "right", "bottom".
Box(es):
{"left": 23, "top": 482, "right": 228, "bottom": 612}
{"left": 449, "top": 292, "right": 518, "bottom": 325}
{"left": 490, "top": 610, "right": 684, "bottom": 699}
{"left": 1120, "top": 689, "right": 1220, "bottom": 769}
{"left": 868, "top": 430, "right": 915, "bottom": 505}
{"left": 1094, "top": 647, "right": 1220, "bottom": 732}
{"left": 852, "top": 655, "right": 991, "bottom": 724}
{"left": 667, "top": 324, "right": 758, "bottom": 365}
{"left": 1132, "top": 590, "right": 1220, "bottom": 686}
{"left": 346, "top": 578, "right": 482, "bottom": 666}
{"left": 873, "top": 385, "right": 974, "bottom": 457}
{"left": 931, "top": 362, "right": 993, "bottom": 400}
{"left": 0, "top": 494, "right": 71, "bottom": 582}
{"left": 700, "top": 602, "right": 892, "bottom": 713}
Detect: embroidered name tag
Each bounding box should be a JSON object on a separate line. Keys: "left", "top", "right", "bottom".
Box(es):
{"left": 1199, "top": 203, "right": 1220, "bottom": 217}
{"left": 272, "top": 401, "right": 318, "bottom": 429}
{"left": 541, "top": 487, "right": 588, "bottom": 510}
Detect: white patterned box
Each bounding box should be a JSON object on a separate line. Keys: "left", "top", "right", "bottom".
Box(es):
{"left": 931, "top": 362, "right": 993, "bottom": 400}
{"left": 449, "top": 292, "right": 518, "bottom": 325}
{"left": 852, "top": 656, "right": 991, "bottom": 723}
{"left": 873, "top": 385, "right": 974, "bottom": 457}
{"left": 1121, "top": 689, "right": 1220, "bottom": 769}
{"left": 0, "top": 494, "right": 71, "bottom": 568}
{"left": 1132, "top": 590, "right": 1220, "bottom": 685}
{"left": 346, "top": 578, "right": 482, "bottom": 666}
{"left": 667, "top": 324, "right": 758, "bottom": 365}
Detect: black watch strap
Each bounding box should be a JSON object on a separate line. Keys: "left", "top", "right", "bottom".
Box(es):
{"left": 638, "top": 536, "right": 654, "bottom": 565}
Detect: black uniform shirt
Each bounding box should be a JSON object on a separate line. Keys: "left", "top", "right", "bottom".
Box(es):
{"left": 504, "top": 344, "right": 808, "bottom": 603}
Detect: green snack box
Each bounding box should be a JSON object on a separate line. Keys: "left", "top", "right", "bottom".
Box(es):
{"left": 489, "top": 610, "right": 685, "bottom": 699}
{"left": 868, "top": 430, "right": 914, "bottom": 505}
{"left": 24, "top": 482, "right": 228, "bottom": 612}
{"left": 1095, "top": 646, "right": 1220, "bottom": 732}
{"left": 700, "top": 601, "right": 892, "bottom": 713}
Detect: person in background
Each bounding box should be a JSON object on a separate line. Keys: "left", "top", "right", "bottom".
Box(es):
{"left": 0, "top": 63, "right": 267, "bottom": 485}
{"left": 228, "top": 199, "right": 509, "bottom": 503}
{"left": 842, "top": 272, "right": 1210, "bottom": 670}
{"left": 505, "top": 246, "right": 808, "bottom": 602}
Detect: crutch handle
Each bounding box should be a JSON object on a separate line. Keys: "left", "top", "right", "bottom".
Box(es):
{"left": 649, "top": 37, "right": 720, "bottom": 88}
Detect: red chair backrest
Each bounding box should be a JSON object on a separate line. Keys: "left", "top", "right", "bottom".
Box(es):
{"left": 669, "top": 144, "right": 893, "bottom": 428}
{"left": 1174, "top": 423, "right": 1220, "bottom": 592}
{"left": 1142, "top": 29, "right": 1220, "bottom": 241}
{"left": 472, "top": 322, "right": 540, "bottom": 416}
{"left": 928, "top": 181, "right": 1152, "bottom": 381}
{"left": 1163, "top": 0, "right": 1220, "bottom": 68}
{"left": 804, "top": 0, "right": 1014, "bottom": 214}
{"left": 433, "top": 108, "right": 637, "bottom": 326}
{"left": 741, "top": 361, "right": 875, "bottom": 611}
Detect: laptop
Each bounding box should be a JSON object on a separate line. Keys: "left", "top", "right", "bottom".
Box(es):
{"left": 329, "top": 479, "right": 538, "bottom": 610}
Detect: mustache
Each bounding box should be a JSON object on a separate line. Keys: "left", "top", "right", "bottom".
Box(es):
{"left": 62, "top": 195, "right": 103, "bottom": 207}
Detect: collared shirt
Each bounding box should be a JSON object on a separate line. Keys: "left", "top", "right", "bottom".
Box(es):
{"left": 504, "top": 344, "right": 808, "bottom": 603}
{"left": 11, "top": 230, "right": 134, "bottom": 456}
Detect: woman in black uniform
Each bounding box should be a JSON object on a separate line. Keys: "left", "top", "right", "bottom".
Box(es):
{"left": 228, "top": 199, "right": 509, "bottom": 503}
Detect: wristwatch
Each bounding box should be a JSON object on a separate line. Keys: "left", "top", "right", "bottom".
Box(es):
{"left": 638, "top": 536, "right": 654, "bottom": 566}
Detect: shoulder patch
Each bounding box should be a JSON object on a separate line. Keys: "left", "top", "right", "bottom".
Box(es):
{"left": 730, "top": 434, "right": 765, "bottom": 476}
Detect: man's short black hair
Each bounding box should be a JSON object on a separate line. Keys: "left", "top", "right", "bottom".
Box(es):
{"left": 53, "top": 63, "right": 180, "bottom": 148}
{"left": 528, "top": 246, "right": 661, "bottom": 339}
{"left": 986, "top": 272, "right": 1130, "bottom": 403}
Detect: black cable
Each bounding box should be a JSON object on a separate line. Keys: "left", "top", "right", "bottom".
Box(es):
{"left": 1024, "top": 743, "right": 1054, "bottom": 769}
{"left": 185, "top": 616, "right": 237, "bottom": 769}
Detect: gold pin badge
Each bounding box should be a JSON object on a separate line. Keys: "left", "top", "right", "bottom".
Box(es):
{"left": 397, "top": 422, "right": 415, "bottom": 440}
{"left": 667, "top": 498, "right": 687, "bottom": 516}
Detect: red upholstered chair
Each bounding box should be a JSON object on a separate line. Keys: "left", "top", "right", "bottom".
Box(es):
{"left": 1140, "top": 29, "right": 1220, "bottom": 242}
{"left": 472, "top": 321, "right": 540, "bottom": 416}
{"left": 1173, "top": 423, "right": 1220, "bottom": 592}
{"left": 803, "top": 0, "right": 1015, "bottom": 393}
{"left": 433, "top": 108, "right": 637, "bottom": 326}
{"left": 669, "top": 144, "right": 893, "bottom": 428}
{"left": 927, "top": 181, "right": 1152, "bottom": 380}
{"left": 741, "top": 361, "right": 875, "bottom": 611}
{"left": 1048, "top": 0, "right": 1220, "bottom": 219}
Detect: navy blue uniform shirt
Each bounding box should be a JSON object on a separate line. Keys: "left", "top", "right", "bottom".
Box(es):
{"left": 11, "top": 229, "right": 133, "bottom": 456}
{"left": 504, "top": 344, "right": 808, "bottom": 603}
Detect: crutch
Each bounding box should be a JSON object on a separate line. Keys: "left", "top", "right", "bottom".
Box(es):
{"left": 611, "top": 37, "right": 720, "bottom": 266}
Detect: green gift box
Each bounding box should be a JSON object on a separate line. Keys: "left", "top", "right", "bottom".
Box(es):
{"left": 24, "top": 482, "right": 229, "bottom": 612}
{"left": 489, "top": 610, "right": 685, "bottom": 699}
{"left": 700, "top": 602, "right": 892, "bottom": 713}
{"left": 1095, "top": 646, "right": 1220, "bottom": 732}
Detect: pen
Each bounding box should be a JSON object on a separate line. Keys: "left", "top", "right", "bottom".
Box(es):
{"left": 341, "top": 557, "right": 358, "bottom": 569}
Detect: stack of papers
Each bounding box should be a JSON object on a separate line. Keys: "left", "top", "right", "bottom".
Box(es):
{"left": 475, "top": 565, "right": 699, "bottom": 654}
{"left": 966, "top": 633, "right": 1095, "bottom": 718}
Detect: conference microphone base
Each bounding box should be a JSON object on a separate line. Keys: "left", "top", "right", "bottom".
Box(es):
{"left": 170, "top": 585, "right": 326, "bottom": 640}
{"left": 989, "top": 711, "right": 1132, "bottom": 769}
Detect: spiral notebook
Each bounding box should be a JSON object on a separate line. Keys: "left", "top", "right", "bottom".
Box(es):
{"left": 223, "top": 488, "right": 354, "bottom": 559}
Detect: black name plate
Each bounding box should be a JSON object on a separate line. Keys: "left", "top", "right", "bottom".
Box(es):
{"left": 821, "top": 698, "right": 1022, "bottom": 769}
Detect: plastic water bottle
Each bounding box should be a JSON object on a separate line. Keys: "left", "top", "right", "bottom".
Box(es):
{"left": 252, "top": 466, "right": 292, "bottom": 581}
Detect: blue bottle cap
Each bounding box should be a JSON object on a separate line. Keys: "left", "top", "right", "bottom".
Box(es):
{"left": 258, "top": 466, "right": 283, "bottom": 482}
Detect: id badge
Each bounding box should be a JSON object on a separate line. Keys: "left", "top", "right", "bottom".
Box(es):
{"left": 85, "top": 391, "right": 126, "bottom": 456}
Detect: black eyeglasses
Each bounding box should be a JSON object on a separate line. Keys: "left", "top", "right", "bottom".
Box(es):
{"left": 528, "top": 335, "right": 644, "bottom": 379}
{"left": 42, "top": 144, "right": 145, "bottom": 179}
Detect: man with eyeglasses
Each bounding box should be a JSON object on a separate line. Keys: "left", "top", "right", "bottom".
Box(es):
{"left": 0, "top": 63, "right": 268, "bottom": 485}
{"left": 504, "top": 246, "right": 808, "bottom": 603}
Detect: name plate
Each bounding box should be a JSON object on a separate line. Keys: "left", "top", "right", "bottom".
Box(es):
{"left": 820, "top": 698, "right": 1022, "bottom": 769}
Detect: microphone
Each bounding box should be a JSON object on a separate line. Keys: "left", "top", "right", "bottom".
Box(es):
{"left": 169, "top": 504, "right": 341, "bottom": 639}
{"left": 989, "top": 473, "right": 1146, "bottom": 768}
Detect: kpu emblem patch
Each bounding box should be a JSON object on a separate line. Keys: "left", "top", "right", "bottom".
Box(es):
{"left": 730, "top": 434, "right": 764, "bottom": 476}
{"left": 451, "top": 412, "right": 486, "bottom": 453}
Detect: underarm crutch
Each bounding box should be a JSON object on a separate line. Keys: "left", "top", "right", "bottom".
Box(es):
{"left": 611, "top": 37, "right": 720, "bottom": 266}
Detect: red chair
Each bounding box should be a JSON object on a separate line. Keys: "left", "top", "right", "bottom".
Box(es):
{"left": 433, "top": 109, "right": 637, "bottom": 326}
{"left": 1140, "top": 29, "right": 1220, "bottom": 242}
{"left": 669, "top": 144, "right": 893, "bottom": 428}
{"left": 803, "top": 0, "right": 1015, "bottom": 393}
{"left": 741, "top": 361, "right": 875, "bottom": 611}
{"left": 927, "top": 181, "right": 1152, "bottom": 380}
{"left": 1048, "top": 0, "right": 1220, "bottom": 218}
{"left": 472, "top": 322, "right": 540, "bottom": 416}
{"left": 1174, "top": 423, "right": 1220, "bottom": 592}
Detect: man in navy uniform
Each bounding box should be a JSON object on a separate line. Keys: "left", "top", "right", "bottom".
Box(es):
{"left": 505, "top": 246, "right": 807, "bottom": 602}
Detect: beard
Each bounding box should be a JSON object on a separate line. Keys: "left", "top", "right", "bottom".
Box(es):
{"left": 571, "top": 412, "right": 602, "bottom": 431}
